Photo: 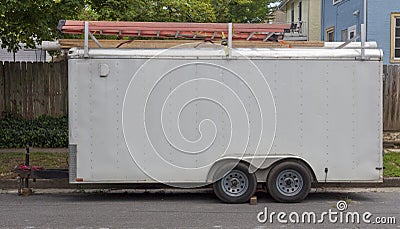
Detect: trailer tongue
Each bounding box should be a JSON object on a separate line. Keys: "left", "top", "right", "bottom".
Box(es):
{"left": 13, "top": 147, "right": 68, "bottom": 195}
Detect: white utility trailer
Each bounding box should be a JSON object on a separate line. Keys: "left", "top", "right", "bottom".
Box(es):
{"left": 65, "top": 22, "right": 383, "bottom": 203}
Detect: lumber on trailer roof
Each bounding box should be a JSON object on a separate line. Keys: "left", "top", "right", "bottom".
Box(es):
{"left": 59, "top": 39, "right": 325, "bottom": 49}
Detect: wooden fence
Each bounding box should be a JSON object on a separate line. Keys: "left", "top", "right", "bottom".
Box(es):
{"left": 0, "top": 61, "right": 68, "bottom": 119}
{"left": 1, "top": 61, "right": 400, "bottom": 131}
{"left": 383, "top": 65, "right": 400, "bottom": 131}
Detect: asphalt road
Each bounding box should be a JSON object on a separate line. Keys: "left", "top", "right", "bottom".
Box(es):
{"left": 0, "top": 188, "right": 399, "bottom": 228}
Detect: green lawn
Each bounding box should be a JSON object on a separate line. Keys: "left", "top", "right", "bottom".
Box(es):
{"left": 0, "top": 151, "right": 399, "bottom": 179}
{"left": 383, "top": 151, "right": 400, "bottom": 177}
{"left": 0, "top": 152, "right": 68, "bottom": 179}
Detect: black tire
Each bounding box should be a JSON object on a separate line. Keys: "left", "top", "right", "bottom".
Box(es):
{"left": 267, "top": 161, "right": 311, "bottom": 203}
{"left": 213, "top": 163, "right": 257, "bottom": 203}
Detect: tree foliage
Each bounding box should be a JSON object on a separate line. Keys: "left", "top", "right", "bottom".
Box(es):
{"left": 0, "top": 0, "right": 278, "bottom": 53}
{"left": 0, "top": 0, "right": 84, "bottom": 52}
{"left": 87, "top": 0, "right": 217, "bottom": 22}
{"left": 87, "top": 0, "right": 276, "bottom": 23}
{"left": 212, "top": 0, "right": 275, "bottom": 23}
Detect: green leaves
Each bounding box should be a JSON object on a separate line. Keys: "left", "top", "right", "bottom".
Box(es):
{"left": 0, "top": 0, "right": 279, "bottom": 53}
{"left": 212, "top": 0, "right": 274, "bottom": 23}
{"left": 87, "top": 0, "right": 276, "bottom": 23}
{"left": 0, "top": 0, "right": 84, "bottom": 52}
{"left": 0, "top": 113, "right": 68, "bottom": 148}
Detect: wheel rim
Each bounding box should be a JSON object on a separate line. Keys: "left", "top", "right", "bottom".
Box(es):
{"left": 275, "top": 169, "right": 303, "bottom": 197}
{"left": 221, "top": 169, "right": 249, "bottom": 197}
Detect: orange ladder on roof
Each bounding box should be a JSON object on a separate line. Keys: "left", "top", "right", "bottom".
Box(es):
{"left": 58, "top": 20, "right": 291, "bottom": 42}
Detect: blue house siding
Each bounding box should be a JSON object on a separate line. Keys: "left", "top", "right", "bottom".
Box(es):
{"left": 321, "top": 0, "right": 338, "bottom": 39}
{"left": 367, "top": 0, "right": 400, "bottom": 64}
{"left": 321, "top": 0, "right": 364, "bottom": 42}
{"left": 321, "top": 0, "right": 400, "bottom": 64}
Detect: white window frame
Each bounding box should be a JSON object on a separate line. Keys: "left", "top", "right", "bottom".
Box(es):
{"left": 391, "top": 13, "right": 400, "bottom": 63}
{"left": 348, "top": 25, "right": 357, "bottom": 40}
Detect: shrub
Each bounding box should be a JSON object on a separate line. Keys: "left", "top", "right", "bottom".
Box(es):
{"left": 0, "top": 112, "right": 68, "bottom": 148}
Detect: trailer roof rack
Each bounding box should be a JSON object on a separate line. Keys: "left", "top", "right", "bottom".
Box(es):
{"left": 58, "top": 20, "right": 292, "bottom": 58}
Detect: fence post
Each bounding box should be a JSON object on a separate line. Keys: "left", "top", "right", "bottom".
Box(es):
{"left": 383, "top": 65, "right": 388, "bottom": 130}
{"left": 394, "top": 66, "right": 400, "bottom": 130}
{"left": 26, "top": 62, "right": 34, "bottom": 119}
{"left": 61, "top": 61, "right": 68, "bottom": 116}
{"left": 0, "top": 62, "right": 4, "bottom": 116}
{"left": 20, "top": 62, "right": 27, "bottom": 117}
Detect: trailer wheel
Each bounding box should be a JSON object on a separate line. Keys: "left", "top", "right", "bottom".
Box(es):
{"left": 267, "top": 161, "right": 311, "bottom": 203}
{"left": 213, "top": 163, "right": 257, "bottom": 203}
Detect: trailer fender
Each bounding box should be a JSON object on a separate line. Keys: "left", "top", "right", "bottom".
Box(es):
{"left": 258, "top": 158, "right": 317, "bottom": 183}
{"left": 206, "top": 156, "right": 316, "bottom": 184}
{"left": 206, "top": 158, "right": 242, "bottom": 183}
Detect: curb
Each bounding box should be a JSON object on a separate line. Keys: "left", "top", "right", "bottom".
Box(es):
{"left": 313, "top": 177, "right": 400, "bottom": 188}
{"left": 381, "top": 177, "right": 400, "bottom": 187}
{"left": 0, "top": 179, "right": 72, "bottom": 189}
{"left": 1, "top": 178, "right": 400, "bottom": 190}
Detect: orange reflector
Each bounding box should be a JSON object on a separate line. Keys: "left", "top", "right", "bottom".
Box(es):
{"left": 76, "top": 178, "right": 84, "bottom": 182}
